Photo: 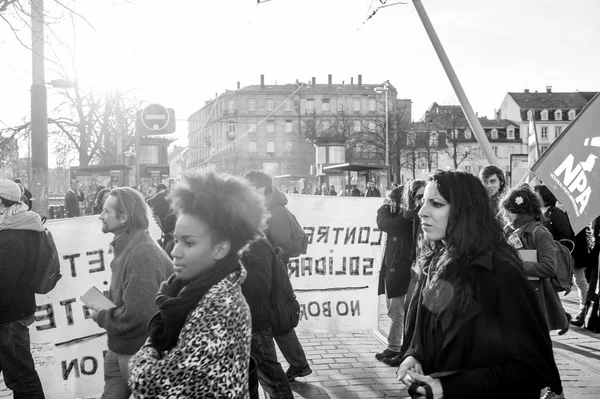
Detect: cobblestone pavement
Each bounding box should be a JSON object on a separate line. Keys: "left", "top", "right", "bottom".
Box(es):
{"left": 272, "top": 292, "right": 600, "bottom": 398}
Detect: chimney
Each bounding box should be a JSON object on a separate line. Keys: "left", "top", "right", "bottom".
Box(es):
{"left": 237, "top": 81, "right": 240, "bottom": 90}
{"left": 312, "top": 77, "right": 316, "bottom": 85}
{"left": 546, "top": 86, "right": 552, "bottom": 93}
{"left": 328, "top": 74, "right": 332, "bottom": 85}
{"left": 351, "top": 77, "right": 354, "bottom": 85}
{"left": 260, "top": 74, "right": 264, "bottom": 87}
{"left": 524, "top": 89, "right": 529, "bottom": 93}
{"left": 358, "top": 74, "right": 362, "bottom": 85}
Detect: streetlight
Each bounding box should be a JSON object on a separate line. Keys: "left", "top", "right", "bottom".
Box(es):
{"left": 374, "top": 81, "right": 390, "bottom": 183}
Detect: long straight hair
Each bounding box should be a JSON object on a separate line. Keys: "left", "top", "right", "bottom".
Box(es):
{"left": 109, "top": 187, "right": 151, "bottom": 232}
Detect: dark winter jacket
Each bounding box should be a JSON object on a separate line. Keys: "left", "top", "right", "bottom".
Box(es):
{"left": 265, "top": 186, "right": 293, "bottom": 264}
{"left": 146, "top": 190, "right": 170, "bottom": 232}
{"left": 376, "top": 205, "right": 413, "bottom": 298}
{"left": 544, "top": 206, "right": 589, "bottom": 269}
{"left": 64, "top": 189, "right": 85, "bottom": 217}
{"left": 0, "top": 210, "right": 44, "bottom": 323}
{"left": 364, "top": 188, "right": 381, "bottom": 198}
{"left": 241, "top": 238, "right": 274, "bottom": 334}
{"left": 404, "top": 251, "right": 558, "bottom": 399}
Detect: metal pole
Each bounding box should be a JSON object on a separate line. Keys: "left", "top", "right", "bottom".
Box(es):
{"left": 412, "top": 0, "right": 499, "bottom": 165}
{"left": 385, "top": 87, "right": 389, "bottom": 172}
{"left": 135, "top": 132, "right": 140, "bottom": 187}
{"left": 31, "top": 0, "right": 48, "bottom": 216}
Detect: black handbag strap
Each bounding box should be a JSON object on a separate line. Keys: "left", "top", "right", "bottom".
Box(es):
{"left": 408, "top": 382, "right": 434, "bottom": 399}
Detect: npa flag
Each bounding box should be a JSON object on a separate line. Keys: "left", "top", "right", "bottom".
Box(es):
{"left": 531, "top": 92, "right": 600, "bottom": 234}
{"left": 526, "top": 114, "right": 541, "bottom": 185}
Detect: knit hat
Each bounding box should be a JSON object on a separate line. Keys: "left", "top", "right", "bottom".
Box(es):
{"left": 0, "top": 179, "right": 23, "bottom": 203}
{"left": 502, "top": 186, "right": 536, "bottom": 214}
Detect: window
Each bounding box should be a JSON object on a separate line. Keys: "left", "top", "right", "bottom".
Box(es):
{"left": 541, "top": 145, "right": 549, "bottom": 154}
{"left": 368, "top": 121, "right": 376, "bottom": 131}
{"left": 139, "top": 145, "right": 160, "bottom": 164}
{"left": 464, "top": 128, "right": 472, "bottom": 140}
{"left": 337, "top": 99, "right": 345, "bottom": 112}
{"left": 527, "top": 110, "right": 533, "bottom": 121}
{"left": 492, "top": 146, "right": 498, "bottom": 156}
{"left": 450, "top": 129, "right": 458, "bottom": 140}
{"left": 368, "top": 99, "right": 376, "bottom": 112}
{"left": 284, "top": 99, "right": 293, "bottom": 111}
{"left": 248, "top": 99, "right": 256, "bottom": 111}
{"left": 353, "top": 120, "right": 361, "bottom": 132}
{"left": 541, "top": 126, "right": 548, "bottom": 138}
{"left": 417, "top": 156, "right": 427, "bottom": 170}
{"left": 431, "top": 153, "right": 439, "bottom": 169}
{"left": 249, "top": 123, "right": 257, "bottom": 132}
{"left": 407, "top": 132, "right": 416, "bottom": 146}
{"left": 508, "top": 145, "right": 516, "bottom": 154}
{"left": 491, "top": 129, "right": 498, "bottom": 139}
{"left": 267, "top": 120, "right": 275, "bottom": 133}
{"left": 429, "top": 132, "right": 438, "bottom": 147}
{"left": 555, "top": 126, "right": 562, "bottom": 137}
{"left": 353, "top": 99, "right": 360, "bottom": 112}
{"left": 285, "top": 120, "right": 293, "bottom": 133}
{"left": 228, "top": 122, "right": 236, "bottom": 133}
{"left": 322, "top": 99, "right": 330, "bottom": 112}
{"left": 507, "top": 128, "right": 515, "bottom": 139}
{"left": 267, "top": 140, "right": 275, "bottom": 156}
{"left": 229, "top": 142, "right": 236, "bottom": 152}
{"left": 227, "top": 100, "right": 235, "bottom": 111}
{"left": 285, "top": 141, "right": 293, "bottom": 153}
{"left": 266, "top": 98, "right": 275, "bottom": 111}
{"left": 555, "top": 110, "right": 562, "bottom": 120}
{"left": 329, "top": 146, "right": 345, "bottom": 163}
{"left": 464, "top": 165, "right": 472, "bottom": 174}
{"left": 541, "top": 109, "right": 548, "bottom": 121}
{"left": 306, "top": 99, "right": 315, "bottom": 114}
{"left": 568, "top": 109, "right": 576, "bottom": 120}
{"left": 249, "top": 141, "right": 257, "bottom": 153}
{"left": 322, "top": 120, "right": 330, "bottom": 131}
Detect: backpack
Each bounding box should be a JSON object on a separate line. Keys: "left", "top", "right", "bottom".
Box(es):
{"left": 31, "top": 221, "right": 62, "bottom": 294}
{"left": 244, "top": 239, "right": 300, "bottom": 336}
{"left": 282, "top": 207, "right": 308, "bottom": 258}
{"left": 520, "top": 224, "right": 575, "bottom": 295}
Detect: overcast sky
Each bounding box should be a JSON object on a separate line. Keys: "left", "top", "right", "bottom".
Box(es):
{"left": 1, "top": 0, "right": 599, "bottom": 158}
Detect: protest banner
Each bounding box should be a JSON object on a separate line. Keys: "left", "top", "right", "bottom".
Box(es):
{"left": 532, "top": 92, "right": 600, "bottom": 234}
{"left": 0, "top": 195, "right": 384, "bottom": 397}
{"left": 286, "top": 195, "right": 383, "bottom": 333}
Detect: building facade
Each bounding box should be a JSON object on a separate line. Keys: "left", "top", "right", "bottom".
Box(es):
{"left": 187, "top": 75, "right": 409, "bottom": 187}
{"left": 498, "top": 87, "right": 598, "bottom": 154}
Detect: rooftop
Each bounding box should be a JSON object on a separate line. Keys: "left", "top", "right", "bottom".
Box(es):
{"left": 508, "top": 91, "right": 596, "bottom": 109}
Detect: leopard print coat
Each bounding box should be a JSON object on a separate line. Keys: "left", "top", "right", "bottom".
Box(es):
{"left": 129, "top": 266, "right": 251, "bottom": 398}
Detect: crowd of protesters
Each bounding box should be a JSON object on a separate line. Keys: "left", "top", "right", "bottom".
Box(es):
{"left": 3, "top": 163, "right": 600, "bottom": 398}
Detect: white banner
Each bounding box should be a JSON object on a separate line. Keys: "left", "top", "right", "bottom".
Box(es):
{"left": 286, "top": 195, "right": 383, "bottom": 333}
{"left": 1, "top": 196, "right": 384, "bottom": 398}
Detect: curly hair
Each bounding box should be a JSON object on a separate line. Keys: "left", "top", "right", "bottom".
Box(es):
{"left": 169, "top": 171, "right": 269, "bottom": 256}
{"left": 501, "top": 184, "right": 545, "bottom": 227}
{"left": 420, "top": 170, "right": 521, "bottom": 316}
{"left": 402, "top": 179, "right": 426, "bottom": 211}
{"left": 479, "top": 164, "right": 506, "bottom": 193}
{"left": 533, "top": 184, "right": 557, "bottom": 208}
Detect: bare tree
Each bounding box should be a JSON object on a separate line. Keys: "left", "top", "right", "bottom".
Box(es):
{"left": 424, "top": 106, "right": 476, "bottom": 169}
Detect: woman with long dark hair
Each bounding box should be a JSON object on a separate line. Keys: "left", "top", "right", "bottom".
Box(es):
{"left": 128, "top": 171, "right": 268, "bottom": 398}
{"left": 397, "top": 170, "right": 558, "bottom": 399}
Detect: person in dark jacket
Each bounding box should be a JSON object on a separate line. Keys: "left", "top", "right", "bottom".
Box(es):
{"left": 587, "top": 216, "right": 600, "bottom": 308}
{"left": 375, "top": 186, "right": 413, "bottom": 366}
{"left": 244, "top": 170, "right": 312, "bottom": 381}
{"left": 13, "top": 178, "right": 32, "bottom": 210}
{"left": 0, "top": 179, "right": 45, "bottom": 397}
{"left": 479, "top": 164, "right": 506, "bottom": 216}
{"left": 535, "top": 184, "right": 590, "bottom": 327}
{"left": 146, "top": 183, "right": 170, "bottom": 230}
{"left": 242, "top": 238, "right": 294, "bottom": 398}
{"left": 364, "top": 181, "right": 381, "bottom": 197}
{"left": 397, "top": 171, "right": 559, "bottom": 399}
{"left": 64, "top": 179, "right": 85, "bottom": 217}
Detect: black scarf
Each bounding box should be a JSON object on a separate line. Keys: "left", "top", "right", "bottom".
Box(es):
{"left": 148, "top": 253, "right": 240, "bottom": 352}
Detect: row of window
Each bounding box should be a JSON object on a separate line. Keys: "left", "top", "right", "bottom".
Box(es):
{"left": 245, "top": 97, "right": 379, "bottom": 113}
{"left": 539, "top": 125, "right": 563, "bottom": 139}
{"left": 527, "top": 109, "right": 576, "bottom": 121}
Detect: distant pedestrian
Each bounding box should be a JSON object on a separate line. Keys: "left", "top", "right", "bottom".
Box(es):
{"left": 479, "top": 164, "right": 506, "bottom": 216}
{"left": 351, "top": 186, "right": 361, "bottom": 197}
{"left": 313, "top": 186, "right": 321, "bottom": 195}
{"left": 146, "top": 183, "right": 170, "bottom": 231}
{"left": 130, "top": 171, "right": 266, "bottom": 397}
{"left": 293, "top": 188, "right": 299, "bottom": 194}
{"left": 0, "top": 179, "right": 45, "bottom": 397}
{"left": 13, "top": 178, "right": 32, "bottom": 210}
{"left": 397, "top": 170, "right": 559, "bottom": 398}
{"left": 364, "top": 181, "right": 381, "bottom": 197}
{"left": 64, "top": 179, "right": 85, "bottom": 217}
{"left": 89, "top": 187, "right": 173, "bottom": 398}
{"left": 329, "top": 185, "right": 337, "bottom": 196}
{"left": 320, "top": 184, "right": 329, "bottom": 196}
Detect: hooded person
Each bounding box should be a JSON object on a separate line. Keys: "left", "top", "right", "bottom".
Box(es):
{"left": 0, "top": 179, "right": 46, "bottom": 397}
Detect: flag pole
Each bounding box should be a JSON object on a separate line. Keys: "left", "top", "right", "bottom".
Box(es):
{"left": 412, "top": 0, "right": 499, "bottom": 166}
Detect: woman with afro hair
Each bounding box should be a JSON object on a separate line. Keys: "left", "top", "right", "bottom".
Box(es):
{"left": 129, "top": 171, "right": 268, "bottom": 398}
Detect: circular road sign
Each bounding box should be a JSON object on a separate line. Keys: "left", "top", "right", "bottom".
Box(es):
{"left": 141, "top": 103, "right": 170, "bottom": 132}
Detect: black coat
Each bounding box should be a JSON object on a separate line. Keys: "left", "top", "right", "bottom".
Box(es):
{"left": 241, "top": 239, "right": 274, "bottom": 334}
{"left": 376, "top": 205, "right": 413, "bottom": 298}
{"left": 0, "top": 229, "right": 42, "bottom": 323}
{"left": 544, "top": 206, "right": 589, "bottom": 269}
{"left": 404, "top": 252, "right": 558, "bottom": 399}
